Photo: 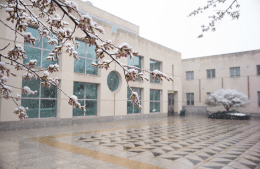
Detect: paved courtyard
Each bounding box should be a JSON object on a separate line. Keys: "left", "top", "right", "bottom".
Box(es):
{"left": 0, "top": 116, "right": 260, "bottom": 169}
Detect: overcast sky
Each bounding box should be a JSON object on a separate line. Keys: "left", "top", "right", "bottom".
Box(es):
{"left": 88, "top": 0, "right": 260, "bottom": 59}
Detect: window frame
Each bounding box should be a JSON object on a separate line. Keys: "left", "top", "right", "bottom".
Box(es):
{"left": 206, "top": 69, "right": 216, "bottom": 79}
{"left": 24, "top": 26, "right": 58, "bottom": 68}
{"left": 127, "top": 87, "right": 142, "bottom": 114}
{"left": 186, "top": 93, "right": 194, "bottom": 106}
{"left": 127, "top": 55, "right": 142, "bottom": 81}
{"left": 230, "top": 67, "right": 240, "bottom": 77}
{"left": 74, "top": 39, "right": 98, "bottom": 75}
{"left": 150, "top": 59, "right": 161, "bottom": 83}
{"left": 150, "top": 89, "right": 161, "bottom": 113}
{"left": 72, "top": 82, "right": 98, "bottom": 116}
{"left": 186, "top": 71, "right": 194, "bottom": 80}
{"left": 21, "top": 79, "right": 58, "bottom": 119}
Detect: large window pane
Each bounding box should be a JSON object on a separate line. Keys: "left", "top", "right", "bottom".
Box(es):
{"left": 21, "top": 99, "right": 39, "bottom": 118}
{"left": 150, "top": 89, "right": 154, "bottom": 100}
{"left": 85, "top": 83, "right": 97, "bottom": 99}
{"left": 86, "top": 44, "right": 97, "bottom": 60}
{"left": 42, "top": 50, "right": 58, "bottom": 68}
{"left": 73, "top": 82, "right": 85, "bottom": 99}
{"left": 154, "top": 102, "right": 160, "bottom": 112}
{"left": 212, "top": 69, "right": 215, "bottom": 78}
{"left": 40, "top": 100, "right": 56, "bottom": 118}
{"left": 75, "top": 40, "right": 86, "bottom": 57}
{"left": 154, "top": 90, "right": 160, "bottom": 101}
{"left": 85, "top": 100, "right": 97, "bottom": 115}
{"left": 134, "top": 104, "right": 141, "bottom": 113}
{"left": 22, "top": 79, "right": 40, "bottom": 98}
{"left": 23, "top": 46, "right": 41, "bottom": 68}
{"left": 127, "top": 101, "right": 133, "bottom": 114}
{"left": 127, "top": 88, "right": 132, "bottom": 99}
{"left": 236, "top": 67, "right": 240, "bottom": 76}
{"left": 86, "top": 59, "right": 97, "bottom": 75}
{"left": 230, "top": 68, "right": 234, "bottom": 77}
{"left": 42, "top": 37, "right": 56, "bottom": 51}
{"left": 41, "top": 83, "right": 57, "bottom": 98}
{"left": 191, "top": 94, "right": 194, "bottom": 105}
{"left": 73, "top": 100, "right": 84, "bottom": 116}
{"left": 207, "top": 70, "right": 210, "bottom": 78}
{"left": 74, "top": 57, "right": 85, "bottom": 73}
{"left": 150, "top": 102, "right": 154, "bottom": 113}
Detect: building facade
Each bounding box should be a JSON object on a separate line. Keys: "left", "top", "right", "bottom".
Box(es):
{"left": 0, "top": 0, "right": 182, "bottom": 123}
{"left": 182, "top": 50, "right": 260, "bottom": 114}
{"left": 0, "top": 0, "right": 259, "bottom": 126}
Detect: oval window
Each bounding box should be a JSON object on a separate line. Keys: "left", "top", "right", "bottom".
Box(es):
{"left": 107, "top": 71, "right": 119, "bottom": 92}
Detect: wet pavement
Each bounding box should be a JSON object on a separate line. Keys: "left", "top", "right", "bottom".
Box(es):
{"left": 0, "top": 116, "right": 260, "bottom": 169}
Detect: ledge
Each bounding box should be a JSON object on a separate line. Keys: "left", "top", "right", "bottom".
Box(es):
{"left": 0, "top": 113, "right": 167, "bottom": 132}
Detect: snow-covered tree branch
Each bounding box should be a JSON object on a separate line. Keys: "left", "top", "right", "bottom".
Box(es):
{"left": 205, "top": 88, "right": 251, "bottom": 112}
{"left": 188, "top": 0, "right": 240, "bottom": 38}
{"left": 0, "top": 0, "right": 173, "bottom": 120}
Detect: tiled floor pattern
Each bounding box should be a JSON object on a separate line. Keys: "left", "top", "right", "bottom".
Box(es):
{"left": 0, "top": 117, "right": 260, "bottom": 169}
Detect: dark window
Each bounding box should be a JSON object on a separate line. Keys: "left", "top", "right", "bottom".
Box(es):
{"left": 207, "top": 69, "right": 215, "bottom": 78}
{"left": 186, "top": 71, "right": 194, "bottom": 80}
{"left": 74, "top": 40, "right": 98, "bottom": 75}
{"left": 230, "top": 67, "right": 240, "bottom": 77}
{"left": 150, "top": 60, "right": 161, "bottom": 83}
{"left": 150, "top": 89, "right": 161, "bottom": 113}
{"left": 73, "top": 82, "right": 98, "bottom": 116}
{"left": 107, "top": 71, "right": 119, "bottom": 92}
{"left": 258, "top": 92, "right": 260, "bottom": 106}
{"left": 207, "top": 92, "right": 211, "bottom": 96}
{"left": 128, "top": 55, "right": 142, "bottom": 81}
{"left": 21, "top": 79, "right": 57, "bottom": 118}
{"left": 24, "top": 27, "right": 58, "bottom": 68}
{"left": 127, "top": 88, "right": 142, "bottom": 114}
{"left": 257, "top": 65, "right": 260, "bottom": 75}
{"left": 186, "top": 93, "right": 194, "bottom": 105}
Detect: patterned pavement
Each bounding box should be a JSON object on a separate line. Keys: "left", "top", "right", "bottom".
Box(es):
{"left": 75, "top": 119, "right": 260, "bottom": 169}
{"left": 0, "top": 116, "right": 260, "bottom": 169}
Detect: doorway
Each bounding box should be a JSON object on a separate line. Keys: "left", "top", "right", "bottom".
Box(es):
{"left": 168, "top": 93, "right": 174, "bottom": 116}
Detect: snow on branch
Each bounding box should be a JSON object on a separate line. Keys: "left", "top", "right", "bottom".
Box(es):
{"left": 205, "top": 88, "right": 251, "bottom": 112}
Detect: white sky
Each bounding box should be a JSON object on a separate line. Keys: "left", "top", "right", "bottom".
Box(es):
{"left": 89, "top": 0, "right": 260, "bottom": 59}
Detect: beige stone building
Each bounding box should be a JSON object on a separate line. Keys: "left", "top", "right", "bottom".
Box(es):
{"left": 0, "top": 0, "right": 259, "bottom": 130}
{"left": 0, "top": 0, "right": 182, "bottom": 128}
{"left": 182, "top": 50, "right": 260, "bottom": 114}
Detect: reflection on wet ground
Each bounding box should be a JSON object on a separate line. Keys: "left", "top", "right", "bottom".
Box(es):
{"left": 0, "top": 116, "right": 260, "bottom": 169}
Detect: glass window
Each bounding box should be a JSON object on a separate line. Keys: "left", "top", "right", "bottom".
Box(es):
{"left": 107, "top": 71, "right": 119, "bottom": 92}
{"left": 207, "top": 92, "right": 211, "bottom": 96}
{"left": 24, "top": 27, "right": 58, "bottom": 68}
{"left": 150, "top": 89, "right": 161, "bottom": 113}
{"left": 21, "top": 79, "right": 57, "bottom": 118}
{"left": 187, "top": 93, "right": 194, "bottom": 105}
{"left": 74, "top": 40, "right": 98, "bottom": 75}
{"left": 127, "top": 88, "right": 142, "bottom": 114}
{"left": 150, "top": 60, "right": 161, "bottom": 83}
{"left": 257, "top": 65, "right": 260, "bottom": 75}
{"left": 207, "top": 69, "right": 215, "bottom": 78}
{"left": 128, "top": 55, "right": 142, "bottom": 81}
{"left": 230, "top": 67, "right": 240, "bottom": 77}
{"left": 73, "top": 82, "right": 98, "bottom": 116}
{"left": 186, "top": 71, "right": 194, "bottom": 80}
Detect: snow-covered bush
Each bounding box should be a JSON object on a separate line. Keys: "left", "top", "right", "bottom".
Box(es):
{"left": 0, "top": 0, "right": 173, "bottom": 120}
{"left": 205, "top": 88, "right": 251, "bottom": 112}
